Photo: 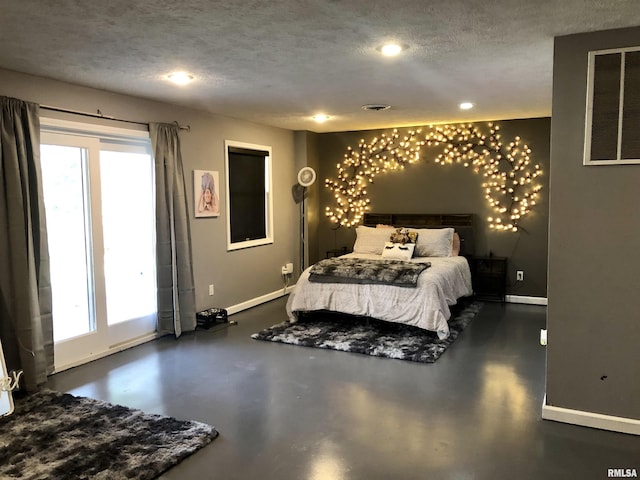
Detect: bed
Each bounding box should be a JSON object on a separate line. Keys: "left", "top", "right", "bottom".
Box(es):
{"left": 286, "top": 213, "right": 475, "bottom": 339}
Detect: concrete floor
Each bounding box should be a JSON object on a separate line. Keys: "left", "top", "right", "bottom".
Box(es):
{"left": 46, "top": 298, "right": 638, "bottom": 480}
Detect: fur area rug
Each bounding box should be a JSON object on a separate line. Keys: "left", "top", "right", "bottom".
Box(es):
{"left": 252, "top": 301, "right": 482, "bottom": 363}
{"left": 0, "top": 390, "right": 218, "bottom": 480}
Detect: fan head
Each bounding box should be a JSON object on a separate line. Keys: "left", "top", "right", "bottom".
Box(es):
{"left": 297, "top": 166, "right": 316, "bottom": 187}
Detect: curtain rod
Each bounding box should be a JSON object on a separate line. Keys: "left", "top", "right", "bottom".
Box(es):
{"left": 40, "top": 105, "right": 191, "bottom": 132}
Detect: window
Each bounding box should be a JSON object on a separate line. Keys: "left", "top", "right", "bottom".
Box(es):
{"left": 40, "top": 118, "right": 156, "bottom": 370}
{"left": 584, "top": 46, "right": 640, "bottom": 165}
{"left": 225, "top": 140, "right": 273, "bottom": 250}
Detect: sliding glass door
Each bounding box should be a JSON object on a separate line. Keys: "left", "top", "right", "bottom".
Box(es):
{"left": 40, "top": 125, "right": 156, "bottom": 371}
{"left": 99, "top": 148, "right": 156, "bottom": 344}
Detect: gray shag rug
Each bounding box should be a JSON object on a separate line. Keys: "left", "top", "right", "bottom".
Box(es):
{"left": 252, "top": 301, "right": 482, "bottom": 363}
{"left": 0, "top": 390, "right": 218, "bottom": 480}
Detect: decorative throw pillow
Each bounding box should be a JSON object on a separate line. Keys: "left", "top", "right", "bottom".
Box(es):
{"left": 381, "top": 241, "right": 415, "bottom": 261}
{"left": 452, "top": 232, "right": 461, "bottom": 256}
{"left": 353, "top": 226, "right": 395, "bottom": 254}
{"left": 376, "top": 224, "right": 394, "bottom": 229}
{"left": 414, "top": 228, "right": 455, "bottom": 257}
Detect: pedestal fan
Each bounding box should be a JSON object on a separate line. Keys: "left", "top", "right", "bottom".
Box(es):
{"left": 295, "top": 166, "right": 316, "bottom": 273}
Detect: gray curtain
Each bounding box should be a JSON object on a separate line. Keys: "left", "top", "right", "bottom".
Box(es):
{"left": 0, "top": 96, "right": 53, "bottom": 391}
{"left": 150, "top": 123, "right": 196, "bottom": 337}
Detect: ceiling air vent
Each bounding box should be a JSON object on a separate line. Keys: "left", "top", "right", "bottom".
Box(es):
{"left": 361, "top": 104, "right": 391, "bottom": 111}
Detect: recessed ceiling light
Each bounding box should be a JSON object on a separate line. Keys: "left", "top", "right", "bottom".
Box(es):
{"left": 362, "top": 104, "right": 391, "bottom": 111}
{"left": 166, "top": 71, "right": 194, "bottom": 86}
{"left": 313, "top": 114, "right": 330, "bottom": 123}
{"left": 459, "top": 102, "right": 474, "bottom": 110}
{"left": 378, "top": 43, "right": 406, "bottom": 57}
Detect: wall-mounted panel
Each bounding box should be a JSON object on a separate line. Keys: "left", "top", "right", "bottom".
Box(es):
{"left": 585, "top": 46, "right": 640, "bottom": 165}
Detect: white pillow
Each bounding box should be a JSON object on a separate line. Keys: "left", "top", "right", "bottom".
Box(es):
{"left": 381, "top": 242, "right": 415, "bottom": 261}
{"left": 353, "top": 226, "right": 394, "bottom": 254}
{"left": 414, "top": 228, "right": 454, "bottom": 257}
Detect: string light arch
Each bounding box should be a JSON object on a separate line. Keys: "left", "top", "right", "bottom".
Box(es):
{"left": 324, "top": 122, "right": 543, "bottom": 232}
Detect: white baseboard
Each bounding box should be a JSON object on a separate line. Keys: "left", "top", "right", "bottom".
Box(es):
{"left": 542, "top": 395, "right": 640, "bottom": 435}
{"left": 506, "top": 295, "right": 548, "bottom": 306}
{"left": 226, "top": 285, "right": 295, "bottom": 316}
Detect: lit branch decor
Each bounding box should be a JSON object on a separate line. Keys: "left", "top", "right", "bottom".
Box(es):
{"left": 324, "top": 122, "right": 542, "bottom": 231}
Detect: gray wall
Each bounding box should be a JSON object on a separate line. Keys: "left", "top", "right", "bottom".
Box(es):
{"left": 0, "top": 68, "right": 299, "bottom": 313}
{"left": 313, "top": 118, "right": 551, "bottom": 297}
{"left": 547, "top": 28, "right": 640, "bottom": 419}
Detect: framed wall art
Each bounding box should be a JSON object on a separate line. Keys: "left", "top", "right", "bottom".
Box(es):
{"left": 194, "top": 170, "right": 220, "bottom": 217}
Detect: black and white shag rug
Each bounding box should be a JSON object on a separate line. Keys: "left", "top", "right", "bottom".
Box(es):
{"left": 252, "top": 301, "right": 482, "bottom": 363}
{"left": 0, "top": 390, "right": 218, "bottom": 480}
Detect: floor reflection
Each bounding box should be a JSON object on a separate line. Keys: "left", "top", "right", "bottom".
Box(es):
{"left": 473, "top": 360, "right": 534, "bottom": 449}
{"left": 332, "top": 382, "right": 456, "bottom": 470}
{"left": 308, "top": 439, "right": 347, "bottom": 480}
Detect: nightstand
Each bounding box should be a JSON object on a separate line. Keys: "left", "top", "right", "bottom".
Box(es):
{"left": 470, "top": 256, "right": 507, "bottom": 302}
{"left": 326, "top": 247, "right": 349, "bottom": 258}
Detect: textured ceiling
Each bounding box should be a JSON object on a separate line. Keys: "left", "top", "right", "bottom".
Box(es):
{"left": 0, "top": 1, "right": 639, "bottom": 132}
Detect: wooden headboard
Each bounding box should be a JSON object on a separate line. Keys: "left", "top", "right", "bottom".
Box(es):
{"left": 362, "top": 213, "right": 475, "bottom": 257}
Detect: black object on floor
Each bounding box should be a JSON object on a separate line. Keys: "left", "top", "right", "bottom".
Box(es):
{"left": 196, "top": 308, "right": 228, "bottom": 329}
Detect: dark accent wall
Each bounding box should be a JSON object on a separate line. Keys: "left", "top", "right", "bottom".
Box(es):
{"left": 313, "top": 118, "right": 550, "bottom": 298}
{"left": 547, "top": 27, "right": 640, "bottom": 419}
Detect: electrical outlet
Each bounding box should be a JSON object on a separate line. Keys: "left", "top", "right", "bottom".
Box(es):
{"left": 208, "top": 284, "right": 214, "bottom": 296}
{"left": 281, "top": 263, "right": 294, "bottom": 275}
{"left": 516, "top": 270, "right": 524, "bottom": 281}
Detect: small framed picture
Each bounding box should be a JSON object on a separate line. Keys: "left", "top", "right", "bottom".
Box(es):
{"left": 194, "top": 170, "right": 220, "bottom": 217}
